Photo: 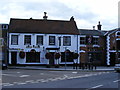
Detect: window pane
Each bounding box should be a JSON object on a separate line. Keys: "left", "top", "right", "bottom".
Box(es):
{"left": 49, "top": 36, "right": 55, "bottom": 45}
{"left": 0, "top": 38, "right": 4, "bottom": 46}
{"left": 86, "top": 36, "right": 93, "bottom": 45}
{"left": 11, "top": 35, "right": 18, "bottom": 45}
{"left": 63, "top": 36, "right": 71, "bottom": 46}
{"left": 37, "top": 36, "right": 43, "bottom": 45}
{"left": 93, "top": 38, "right": 99, "bottom": 45}
{"left": 24, "top": 35, "right": 31, "bottom": 45}
{"left": 80, "top": 37, "right": 86, "bottom": 44}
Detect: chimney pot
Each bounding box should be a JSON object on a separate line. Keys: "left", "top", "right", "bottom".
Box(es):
{"left": 43, "top": 12, "right": 48, "bottom": 20}
{"left": 93, "top": 26, "right": 95, "bottom": 30}
{"left": 70, "top": 16, "right": 74, "bottom": 21}
{"left": 97, "top": 21, "right": 102, "bottom": 30}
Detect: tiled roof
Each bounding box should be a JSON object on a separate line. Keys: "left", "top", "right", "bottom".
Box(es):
{"left": 105, "top": 28, "right": 120, "bottom": 35}
{"left": 9, "top": 18, "right": 79, "bottom": 35}
{"left": 79, "top": 29, "right": 106, "bottom": 36}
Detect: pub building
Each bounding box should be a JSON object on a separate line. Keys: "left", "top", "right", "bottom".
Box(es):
{"left": 8, "top": 13, "right": 79, "bottom": 66}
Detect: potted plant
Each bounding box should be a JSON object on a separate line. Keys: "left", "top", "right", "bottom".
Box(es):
{"left": 55, "top": 53, "right": 61, "bottom": 68}
{"left": 45, "top": 52, "right": 52, "bottom": 68}
{"left": 19, "top": 51, "right": 25, "bottom": 59}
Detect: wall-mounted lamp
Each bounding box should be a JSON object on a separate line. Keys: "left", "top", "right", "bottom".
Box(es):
{"left": 43, "top": 46, "right": 45, "bottom": 51}
{"left": 33, "top": 45, "right": 35, "bottom": 48}
{"left": 38, "top": 45, "right": 40, "bottom": 48}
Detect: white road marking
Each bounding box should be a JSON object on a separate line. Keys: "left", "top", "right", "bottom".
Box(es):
{"left": 54, "top": 77, "right": 63, "bottom": 80}
{"left": 2, "top": 83, "right": 14, "bottom": 86}
{"left": 19, "top": 75, "right": 30, "bottom": 77}
{"left": 17, "top": 83, "right": 27, "bottom": 85}
{"left": 2, "top": 74, "right": 16, "bottom": 77}
{"left": 25, "top": 80, "right": 34, "bottom": 83}
{"left": 36, "top": 79, "right": 44, "bottom": 82}
{"left": 3, "top": 84, "right": 14, "bottom": 86}
{"left": 40, "top": 73, "right": 44, "bottom": 75}
{"left": 66, "top": 72, "right": 107, "bottom": 80}
{"left": 64, "top": 75, "right": 68, "bottom": 78}
{"left": 91, "top": 84, "right": 103, "bottom": 89}
{"left": 48, "top": 78, "right": 58, "bottom": 81}
{"left": 2, "top": 83, "right": 9, "bottom": 85}
{"left": 41, "top": 80, "right": 49, "bottom": 83}
{"left": 113, "top": 79, "right": 120, "bottom": 83}
{"left": 17, "top": 72, "right": 20, "bottom": 73}
{"left": 31, "top": 81, "right": 39, "bottom": 83}
{"left": 13, "top": 82, "right": 19, "bottom": 84}
{"left": 72, "top": 72, "right": 77, "bottom": 74}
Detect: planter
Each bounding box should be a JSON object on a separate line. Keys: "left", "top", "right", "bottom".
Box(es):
{"left": 19, "top": 51, "right": 25, "bottom": 59}
{"left": 45, "top": 53, "right": 52, "bottom": 59}
{"left": 55, "top": 53, "right": 61, "bottom": 59}
{"left": 46, "top": 64, "right": 51, "bottom": 68}
{"left": 55, "top": 64, "right": 60, "bottom": 68}
{"left": 73, "top": 53, "right": 79, "bottom": 59}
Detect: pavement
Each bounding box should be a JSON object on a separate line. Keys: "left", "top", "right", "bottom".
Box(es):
{"left": 7, "top": 65, "right": 115, "bottom": 72}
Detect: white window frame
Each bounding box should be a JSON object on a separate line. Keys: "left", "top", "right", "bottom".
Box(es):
{"left": 49, "top": 36, "right": 56, "bottom": 45}
{"left": 11, "top": 35, "right": 18, "bottom": 45}
{"left": 24, "top": 35, "right": 31, "bottom": 45}
{"left": 36, "top": 35, "right": 43, "bottom": 45}
{"left": 0, "top": 38, "right": 4, "bottom": 46}
{"left": 93, "top": 37, "right": 99, "bottom": 45}
{"left": 63, "top": 36, "right": 71, "bottom": 46}
{"left": 80, "top": 36, "right": 86, "bottom": 45}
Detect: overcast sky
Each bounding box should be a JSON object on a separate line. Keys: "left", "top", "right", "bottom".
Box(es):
{"left": 0, "top": 0, "right": 119, "bottom": 30}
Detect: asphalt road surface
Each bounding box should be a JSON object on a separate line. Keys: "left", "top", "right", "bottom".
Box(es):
{"left": 1, "top": 69, "right": 120, "bottom": 89}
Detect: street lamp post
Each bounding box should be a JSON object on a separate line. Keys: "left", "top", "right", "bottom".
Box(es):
{"left": 65, "top": 47, "right": 67, "bottom": 70}
{"left": 116, "top": 38, "right": 119, "bottom": 64}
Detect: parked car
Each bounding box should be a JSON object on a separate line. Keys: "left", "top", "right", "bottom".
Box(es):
{"left": 114, "top": 64, "right": 120, "bottom": 73}
{"left": 2, "top": 63, "right": 7, "bottom": 70}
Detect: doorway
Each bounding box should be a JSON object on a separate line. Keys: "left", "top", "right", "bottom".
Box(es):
{"left": 11, "top": 52, "right": 17, "bottom": 65}
{"left": 49, "top": 52, "right": 55, "bottom": 65}
{"left": 26, "top": 52, "right": 40, "bottom": 63}
{"left": 110, "top": 52, "right": 115, "bottom": 66}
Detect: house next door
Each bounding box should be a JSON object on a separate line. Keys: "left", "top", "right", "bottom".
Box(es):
{"left": 11, "top": 52, "right": 17, "bottom": 65}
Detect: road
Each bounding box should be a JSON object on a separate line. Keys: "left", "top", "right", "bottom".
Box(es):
{"left": 1, "top": 69, "right": 120, "bottom": 89}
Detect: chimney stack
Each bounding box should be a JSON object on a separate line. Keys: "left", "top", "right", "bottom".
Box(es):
{"left": 70, "top": 16, "right": 74, "bottom": 21}
{"left": 97, "top": 21, "right": 102, "bottom": 30}
{"left": 43, "top": 12, "right": 48, "bottom": 20}
{"left": 93, "top": 26, "right": 95, "bottom": 30}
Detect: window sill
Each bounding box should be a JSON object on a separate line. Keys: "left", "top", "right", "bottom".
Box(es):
{"left": 80, "top": 45, "right": 86, "bottom": 47}
{"left": 93, "top": 45, "right": 100, "bottom": 47}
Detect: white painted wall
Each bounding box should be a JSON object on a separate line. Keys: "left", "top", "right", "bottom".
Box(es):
{"left": 9, "top": 33, "right": 78, "bottom": 65}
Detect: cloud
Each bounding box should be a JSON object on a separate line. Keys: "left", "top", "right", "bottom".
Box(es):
{"left": 0, "top": 0, "right": 119, "bottom": 30}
